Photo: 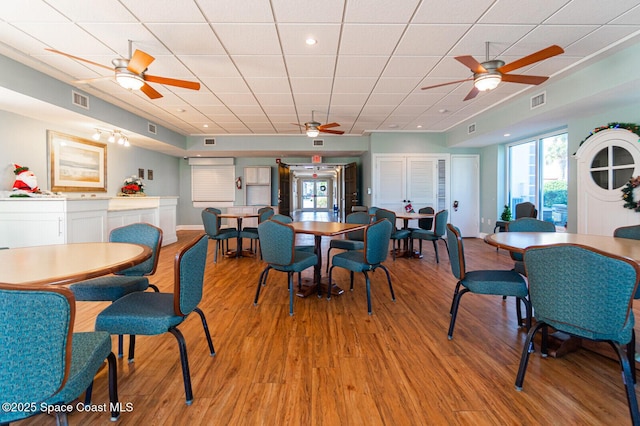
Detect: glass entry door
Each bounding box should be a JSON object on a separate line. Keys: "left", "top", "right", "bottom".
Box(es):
{"left": 301, "top": 180, "right": 329, "bottom": 210}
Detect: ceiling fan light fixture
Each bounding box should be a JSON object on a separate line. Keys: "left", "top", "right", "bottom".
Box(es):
{"left": 306, "top": 128, "right": 320, "bottom": 137}
{"left": 474, "top": 73, "right": 502, "bottom": 91}
{"left": 116, "top": 72, "right": 144, "bottom": 90}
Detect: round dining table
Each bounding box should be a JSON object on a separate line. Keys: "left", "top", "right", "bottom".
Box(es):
{"left": 0, "top": 242, "right": 152, "bottom": 286}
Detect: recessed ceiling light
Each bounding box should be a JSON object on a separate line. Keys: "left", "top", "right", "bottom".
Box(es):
{"left": 203, "top": 124, "right": 209, "bottom": 128}
{"left": 305, "top": 38, "right": 317, "bottom": 45}
{"left": 504, "top": 133, "right": 511, "bottom": 137}
{"left": 177, "top": 108, "right": 185, "bottom": 113}
{"left": 388, "top": 124, "right": 398, "bottom": 128}
{"left": 417, "top": 125, "right": 423, "bottom": 129}
{"left": 438, "top": 109, "right": 448, "bottom": 113}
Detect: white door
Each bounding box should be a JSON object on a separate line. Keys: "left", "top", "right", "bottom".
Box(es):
{"left": 450, "top": 155, "right": 479, "bottom": 237}
{"left": 375, "top": 156, "right": 406, "bottom": 211}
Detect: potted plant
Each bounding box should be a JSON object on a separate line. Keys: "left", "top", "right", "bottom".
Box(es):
{"left": 500, "top": 205, "right": 512, "bottom": 221}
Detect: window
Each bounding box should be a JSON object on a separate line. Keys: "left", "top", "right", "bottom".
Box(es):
{"left": 507, "top": 130, "right": 568, "bottom": 230}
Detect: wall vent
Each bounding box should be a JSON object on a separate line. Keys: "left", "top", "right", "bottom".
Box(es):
{"left": 71, "top": 91, "right": 89, "bottom": 109}
{"left": 312, "top": 139, "right": 324, "bottom": 147}
{"left": 467, "top": 123, "right": 476, "bottom": 134}
{"left": 147, "top": 122, "right": 157, "bottom": 134}
{"left": 204, "top": 138, "right": 216, "bottom": 146}
{"left": 530, "top": 91, "right": 546, "bottom": 109}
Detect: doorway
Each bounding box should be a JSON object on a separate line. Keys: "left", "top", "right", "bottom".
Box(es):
{"left": 301, "top": 179, "right": 330, "bottom": 210}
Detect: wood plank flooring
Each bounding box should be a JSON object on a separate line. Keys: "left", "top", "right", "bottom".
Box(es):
{"left": 17, "top": 230, "right": 637, "bottom": 425}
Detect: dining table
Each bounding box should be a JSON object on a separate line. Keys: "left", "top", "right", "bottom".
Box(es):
{"left": 290, "top": 221, "right": 368, "bottom": 298}
{"left": 0, "top": 242, "right": 152, "bottom": 286}
{"left": 485, "top": 231, "right": 640, "bottom": 358}
{"left": 219, "top": 212, "right": 259, "bottom": 258}
{"left": 394, "top": 211, "right": 435, "bottom": 258}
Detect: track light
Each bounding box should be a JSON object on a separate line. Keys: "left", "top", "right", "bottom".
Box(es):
{"left": 107, "top": 132, "right": 115, "bottom": 143}
{"left": 92, "top": 129, "right": 101, "bottom": 140}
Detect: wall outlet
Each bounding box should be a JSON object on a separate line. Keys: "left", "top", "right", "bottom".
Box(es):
{"left": 481, "top": 217, "right": 484, "bottom": 223}
{"left": 488, "top": 219, "right": 492, "bottom": 225}
{"left": 367, "top": 187, "right": 371, "bottom": 195}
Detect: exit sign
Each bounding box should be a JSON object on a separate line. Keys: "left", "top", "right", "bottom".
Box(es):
{"left": 312, "top": 155, "right": 322, "bottom": 163}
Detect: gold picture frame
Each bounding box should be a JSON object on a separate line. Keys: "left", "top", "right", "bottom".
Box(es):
{"left": 48, "top": 130, "right": 107, "bottom": 192}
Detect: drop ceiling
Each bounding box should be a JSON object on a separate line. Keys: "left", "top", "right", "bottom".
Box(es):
{"left": 1, "top": 0, "right": 640, "bottom": 142}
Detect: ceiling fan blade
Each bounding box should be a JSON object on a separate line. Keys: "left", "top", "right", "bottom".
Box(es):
{"left": 73, "top": 76, "right": 114, "bottom": 84}
{"left": 320, "top": 129, "right": 344, "bottom": 135}
{"left": 45, "top": 48, "right": 113, "bottom": 71}
{"left": 501, "top": 74, "right": 549, "bottom": 85}
{"left": 140, "top": 83, "right": 163, "bottom": 99}
{"left": 144, "top": 74, "right": 200, "bottom": 90}
{"left": 421, "top": 78, "right": 473, "bottom": 90}
{"left": 127, "top": 49, "right": 155, "bottom": 74}
{"left": 463, "top": 86, "right": 480, "bottom": 101}
{"left": 455, "top": 56, "right": 487, "bottom": 74}
{"left": 318, "top": 122, "right": 340, "bottom": 130}
{"left": 497, "top": 45, "right": 564, "bottom": 74}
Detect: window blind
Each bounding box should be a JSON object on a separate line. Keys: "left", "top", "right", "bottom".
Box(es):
{"left": 191, "top": 165, "right": 235, "bottom": 202}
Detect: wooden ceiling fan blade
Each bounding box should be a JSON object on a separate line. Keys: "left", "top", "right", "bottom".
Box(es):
{"left": 140, "top": 83, "right": 163, "bottom": 99}
{"left": 318, "top": 122, "right": 340, "bottom": 129}
{"left": 45, "top": 48, "right": 113, "bottom": 71}
{"left": 463, "top": 86, "right": 480, "bottom": 101}
{"left": 455, "top": 56, "right": 487, "bottom": 74}
{"left": 497, "top": 45, "right": 564, "bottom": 74}
{"left": 144, "top": 74, "right": 200, "bottom": 90}
{"left": 73, "top": 76, "right": 114, "bottom": 84}
{"left": 421, "top": 78, "right": 473, "bottom": 90}
{"left": 501, "top": 74, "right": 549, "bottom": 85}
{"left": 127, "top": 49, "right": 155, "bottom": 74}
{"left": 320, "top": 129, "right": 344, "bottom": 135}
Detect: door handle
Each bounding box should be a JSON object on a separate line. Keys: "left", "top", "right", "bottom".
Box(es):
{"left": 453, "top": 200, "right": 459, "bottom": 211}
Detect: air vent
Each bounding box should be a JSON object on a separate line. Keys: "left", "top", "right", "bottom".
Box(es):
{"left": 204, "top": 138, "right": 216, "bottom": 146}
{"left": 147, "top": 122, "right": 157, "bottom": 134}
{"left": 71, "top": 91, "right": 89, "bottom": 109}
{"left": 312, "top": 139, "right": 324, "bottom": 147}
{"left": 531, "top": 92, "right": 546, "bottom": 109}
{"left": 467, "top": 123, "right": 476, "bottom": 134}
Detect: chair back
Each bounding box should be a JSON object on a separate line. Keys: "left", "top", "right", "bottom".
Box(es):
{"left": 445, "top": 224, "right": 466, "bottom": 280}
{"left": 202, "top": 208, "right": 223, "bottom": 237}
{"left": 368, "top": 206, "right": 380, "bottom": 215}
{"left": 506, "top": 217, "right": 556, "bottom": 233}
{"left": 174, "top": 234, "right": 209, "bottom": 316}
{"left": 364, "top": 219, "right": 392, "bottom": 265}
{"left": 524, "top": 244, "right": 640, "bottom": 342}
{"left": 506, "top": 218, "right": 555, "bottom": 261}
{"left": 432, "top": 209, "right": 449, "bottom": 237}
{"left": 0, "top": 284, "right": 73, "bottom": 421}
{"left": 418, "top": 206, "right": 434, "bottom": 230}
{"left": 345, "top": 211, "right": 371, "bottom": 241}
{"left": 258, "top": 207, "right": 275, "bottom": 224}
{"left": 614, "top": 224, "right": 640, "bottom": 240}
{"left": 205, "top": 207, "right": 223, "bottom": 228}
{"left": 374, "top": 208, "right": 397, "bottom": 230}
{"left": 270, "top": 213, "right": 293, "bottom": 223}
{"left": 111, "top": 223, "right": 163, "bottom": 277}
{"left": 515, "top": 202, "right": 537, "bottom": 219}
{"left": 258, "top": 219, "right": 295, "bottom": 266}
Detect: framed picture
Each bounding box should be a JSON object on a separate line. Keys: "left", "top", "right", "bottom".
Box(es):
{"left": 48, "top": 130, "right": 107, "bottom": 192}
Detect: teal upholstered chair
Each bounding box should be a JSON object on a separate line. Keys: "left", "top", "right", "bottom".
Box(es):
{"left": 0, "top": 284, "right": 119, "bottom": 425}
{"left": 446, "top": 223, "right": 531, "bottom": 339}
{"left": 515, "top": 244, "right": 640, "bottom": 424}
{"left": 202, "top": 208, "right": 238, "bottom": 263}
{"left": 328, "top": 219, "right": 394, "bottom": 315}
{"left": 411, "top": 209, "right": 448, "bottom": 263}
{"left": 614, "top": 224, "right": 640, "bottom": 240}
{"left": 69, "top": 222, "right": 163, "bottom": 357}
{"left": 506, "top": 217, "right": 555, "bottom": 275}
{"left": 269, "top": 213, "right": 315, "bottom": 253}
{"left": 241, "top": 206, "right": 274, "bottom": 255}
{"left": 410, "top": 206, "right": 434, "bottom": 231}
{"left": 374, "top": 208, "right": 410, "bottom": 261}
{"left": 95, "top": 235, "right": 215, "bottom": 405}
{"left": 325, "top": 211, "right": 371, "bottom": 273}
{"left": 255, "top": 219, "right": 318, "bottom": 315}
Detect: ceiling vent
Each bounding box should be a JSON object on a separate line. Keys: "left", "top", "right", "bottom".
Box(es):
{"left": 147, "top": 122, "right": 157, "bottom": 134}
{"left": 204, "top": 138, "right": 216, "bottom": 146}
{"left": 71, "top": 91, "right": 89, "bottom": 109}
{"left": 467, "top": 123, "right": 476, "bottom": 134}
{"left": 312, "top": 139, "right": 324, "bottom": 147}
{"left": 530, "top": 91, "right": 546, "bottom": 109}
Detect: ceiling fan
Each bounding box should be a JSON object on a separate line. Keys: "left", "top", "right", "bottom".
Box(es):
{"left": 293, "top": 111, "right": 344, "bottom": 137}
{"left": 421, "top": 43, "right": 564, "bottom": 101}
{"left": 45, "top": 41, "right": 200, "bottom": 99}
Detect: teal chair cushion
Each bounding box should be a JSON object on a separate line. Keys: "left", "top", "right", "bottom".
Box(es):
{"left": 270, "top": 250, "right": 318, "bottom": 273}
{"left": 463, "top": 270, "right": 528, "bottom": 298}
{"left": 70, "top": 275, "right": 149, "bottom": 301}
{"left": 329, "top": 239, "right": 365, "bottom": 251}
{"left": 332, "top": 250, "right": 375, "bottom": 272}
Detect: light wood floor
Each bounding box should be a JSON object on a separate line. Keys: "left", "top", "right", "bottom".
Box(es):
{"left": 18, "top": 230, "right": 637, "bottom": 425}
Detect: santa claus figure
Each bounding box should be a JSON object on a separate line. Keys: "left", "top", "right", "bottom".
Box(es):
{"left": 12, "top": 164, "right": 39, "bottom": 193}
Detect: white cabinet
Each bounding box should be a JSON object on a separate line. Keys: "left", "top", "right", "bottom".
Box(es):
{"left": 244, "top": 166, "right": 272, "bottom": 206}
{"left": 0, "top": 198, "right": 108, "bottom": 248}
{"left": 107, "top": 197, "right": 178, "bottom": 246}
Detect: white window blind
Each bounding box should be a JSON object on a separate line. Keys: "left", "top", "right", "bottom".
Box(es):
{"left": 191, "top": 165, "right": 235, "bottom": 202}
